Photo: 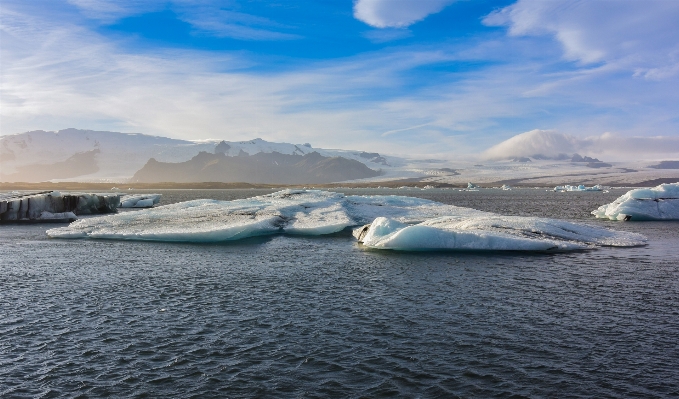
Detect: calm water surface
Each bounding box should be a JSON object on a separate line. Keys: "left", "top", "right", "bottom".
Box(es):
{"left": 1, "top": 189, "right": 678, "bottom": 398}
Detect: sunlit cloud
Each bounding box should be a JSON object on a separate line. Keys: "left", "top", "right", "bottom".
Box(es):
{"left": 353, "top": 0, "right": 455, "bottom": 28}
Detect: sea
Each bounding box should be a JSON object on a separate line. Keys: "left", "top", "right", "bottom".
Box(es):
{"left": 1, "top": 188, "right": 678, "bottom": 398}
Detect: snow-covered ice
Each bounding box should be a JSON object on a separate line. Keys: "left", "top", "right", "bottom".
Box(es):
{"left": 119, "top": 194, "right": 162, "bottom": 208}
{"left": 592, "top": 182, "right": 679, "bottom": 221}
{"left": 47, "top": 189, "right": 645, "bottom": 251}
{"left": 355, "top": 216, "right": 644, "bottom": 251}
{"left": 47, "top": 190, "right": 480, "bottom": 241}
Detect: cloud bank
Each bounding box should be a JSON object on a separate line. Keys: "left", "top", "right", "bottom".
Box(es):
{"left": 354, "top": 0, "right": 455, "bottom": 28}
{"left": 483, "top": 130, "right": 679, "bottom": 161}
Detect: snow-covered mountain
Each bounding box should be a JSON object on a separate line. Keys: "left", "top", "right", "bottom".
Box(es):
{"left": 0, "top": 129, "right": 395, "bottom": 182}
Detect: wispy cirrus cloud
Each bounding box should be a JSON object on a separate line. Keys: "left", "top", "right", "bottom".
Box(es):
{"left": 65, "top": 0, "right": 300, "bottom": 40}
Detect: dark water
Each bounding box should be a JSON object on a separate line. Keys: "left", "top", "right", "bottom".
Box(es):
{"left": 1, "top": 189, "right": 678, "bottom": 398}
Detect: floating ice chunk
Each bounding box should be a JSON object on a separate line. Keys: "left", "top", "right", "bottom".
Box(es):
{"left": 47, "top": 190, "right": 486, "bottom": 242}
{"left": 39, "top": 211, "right": 77, "bottom": 221}
{"left": 1, "top": 192, "right": 119, "bottom": 222}
{"left": 592, "top": 182, "right": 679, "bottom": 220}
{"left": 119, "top": 194, "right": 162, "bottom": 208}
{"left": 47, "top": 190, "right": 645, "bottom": 250}
{"left": 554, "top": 184, "right": 603, "bottom": 192}
{"left": 358, "top": 216, "right": 646, "bottom": 251}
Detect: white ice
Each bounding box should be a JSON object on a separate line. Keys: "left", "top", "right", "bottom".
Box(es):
{"left": 47, "top": 189, "right": 645, "bottom": 251}
{"left": 554, "top": 184, "right": 603, "bottom": 192}
{"left": 47, "top": 190, "right": 481, "bottom": 241}
{"left": 592, "top": 182, "right": 679, "bottom": 221}
{"left": 119, "top": 194, "right": 162, "bottom": 208}
{"left": 356, "top": 216, "right": 645, "bottom": 251}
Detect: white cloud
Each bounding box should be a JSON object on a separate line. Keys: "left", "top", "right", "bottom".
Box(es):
{"left": 483, "top": 0, "right": 679, "bottom": 77}
{"left": 354, "top": 0, "right": 455, "bottom": 28}
{"left": 483, "top": 130, "right": 679, "bottom": 161}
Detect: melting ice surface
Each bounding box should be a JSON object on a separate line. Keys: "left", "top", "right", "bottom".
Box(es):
{"left": 592, "top": 182, "right": 679, "bottom": 221}
{"left": 47, "top": 190, "right": 645, "bottom": 251}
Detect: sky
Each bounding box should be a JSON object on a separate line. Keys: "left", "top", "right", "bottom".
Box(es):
{"left": 2, "top": 0, "right": 679, "bottom": 159}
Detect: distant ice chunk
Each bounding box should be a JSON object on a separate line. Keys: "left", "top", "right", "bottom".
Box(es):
{"left": 119, "top": 194, "right": 162, "bottom": 208}
{"left": 554, "top": 184, "right": 603, "bottom": 192}
{"left": 592, "top": 182, "right": 679, "bottom": 221}
{"left": 356, "top": 216, "right": 645, "bottom": 251}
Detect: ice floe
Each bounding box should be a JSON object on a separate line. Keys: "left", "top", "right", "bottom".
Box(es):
{"left": 46, "top": 189, "right": 645, "bottom": 251}
{"left": 592, "top": 182, "right": 679, "bottom": 221}
{"left": 119, "top": 194, "right": 162, "bottom": 208}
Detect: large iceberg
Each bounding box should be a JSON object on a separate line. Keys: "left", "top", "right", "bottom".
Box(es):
{"left": 47, "top": 190, "right": 478, "bottom": 241}
{"left": 47, "top": 190, "right": 645, "bottom": 251}
{"left": 592, "top": 182, "right": 679, "bottom": 221}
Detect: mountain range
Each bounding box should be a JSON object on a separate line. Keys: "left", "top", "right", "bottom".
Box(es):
{"left": 0, "top": 129, "right": 390, "bottom": 183}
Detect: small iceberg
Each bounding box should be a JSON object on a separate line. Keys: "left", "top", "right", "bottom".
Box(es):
{"left": 47, "top": 189, "right": 645, "bottom": 251}
{"left": 501, "top": 184, "right": 512, "bottom": 190}
{"left": 554, "top": 184, "right": 603, "bottom": 192}
{"left": 467, "top": 182, "right": 480, "bottom": 189}
{"left": 119, "top": 194, "right": 162, "bottom": 208}
{"left": 592, "top": 182, "right": 679, "bottom": 221}
{"left": 354, "top": 216, "right": 645, "bottom": 251}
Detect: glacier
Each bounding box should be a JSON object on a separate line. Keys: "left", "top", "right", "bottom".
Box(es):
{"left": 592, "top": 182, "right": 679, "bottom": 221}
{"left": 119, "top": 194, "right": 162, "bottom": 208}
{"left": 46, "top": 190, "right": 645, "bottom": 251}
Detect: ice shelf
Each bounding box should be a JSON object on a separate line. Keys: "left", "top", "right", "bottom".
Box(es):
{"left": 46, "top": 189, "right": 645, "bottom": 251}
{"left": 592, "top": 182, "right": 679, "bottom": 221}
{"left": 0, "top": 191, "right": 120, "bottom": 222}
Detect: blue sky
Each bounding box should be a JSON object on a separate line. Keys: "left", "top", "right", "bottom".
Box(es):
{"left": 2, "top": 0, "right": 679, "bottom": 159}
